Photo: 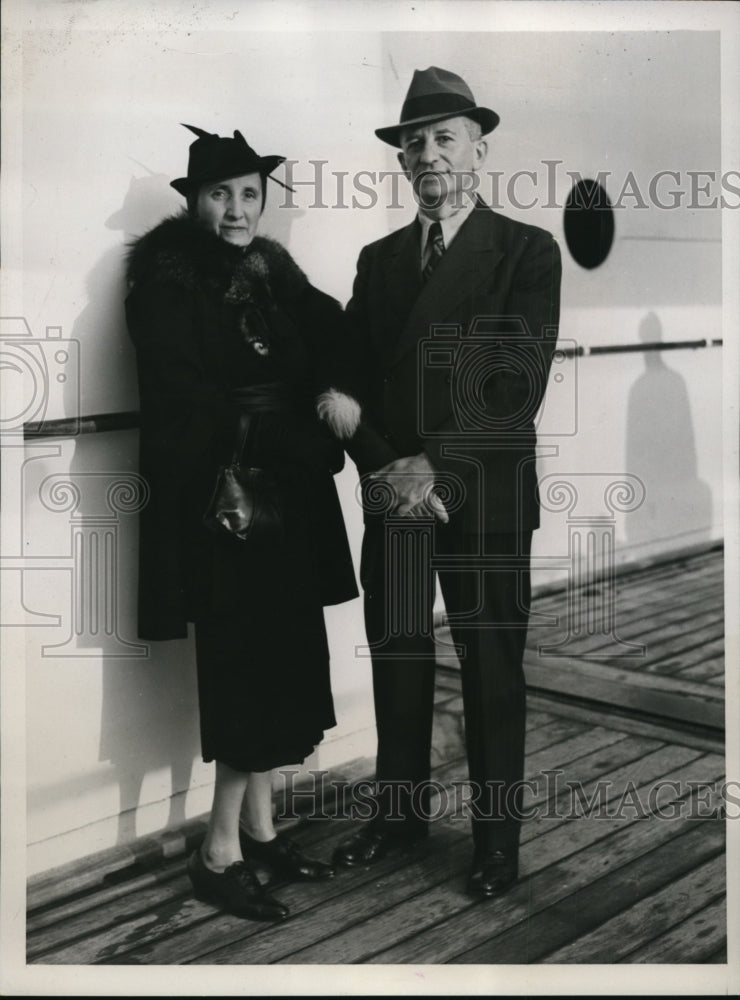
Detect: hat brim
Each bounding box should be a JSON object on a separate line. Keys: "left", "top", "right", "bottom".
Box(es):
{"left": 375, "top": 106, "right": 499, "bottom": 148}
{"left": 170, "top": 155, "right": 286, "bottom": 197}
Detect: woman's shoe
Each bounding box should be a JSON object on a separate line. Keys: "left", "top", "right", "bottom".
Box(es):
{"left": 187, "top": 849, "right": 289, "bottom": 921}
{"left": 240, "top": 830, "right": 335, "bottom": 881}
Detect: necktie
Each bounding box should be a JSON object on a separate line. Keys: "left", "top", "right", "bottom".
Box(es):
{"left": 423, "top": 221, "right": 445, "bottom": 282}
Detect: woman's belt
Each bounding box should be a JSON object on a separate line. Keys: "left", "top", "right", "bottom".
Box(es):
{"left": 231, "top": 381, "right": 297, "bottom": 414}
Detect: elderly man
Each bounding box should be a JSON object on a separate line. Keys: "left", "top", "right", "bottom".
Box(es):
{"left": 336, "top": 66, "right": 562, "bottom": 898}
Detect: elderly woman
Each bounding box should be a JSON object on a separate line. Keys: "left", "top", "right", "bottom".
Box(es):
{"left": 125, "top": 125, "right": 359, "bottom": 921}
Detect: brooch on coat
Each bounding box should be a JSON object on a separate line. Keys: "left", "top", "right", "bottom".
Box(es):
{"left": 245, "top": 334, "right": 270, "bottom": 357}
{"left": 239, "top": 303, "right": 271, "bottom": 357}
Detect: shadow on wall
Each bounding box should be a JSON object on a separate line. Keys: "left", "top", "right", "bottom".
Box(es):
{"left": 67, "top": 172, "right": 182, "bottom": 423}
{"left": 64, "top": 173, "right": 199, "bottom": 848}
{"left": 97, "top": 638, "right": 202, "bottom": 846}
{"left": 625, "top": 311, "right": 713, "bottom": 546}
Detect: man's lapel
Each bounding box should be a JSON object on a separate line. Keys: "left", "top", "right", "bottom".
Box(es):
{"left": 389, "top": 202, "right": 505, "bottom": 367}
{"left": 382, "top": 217, "right": 422, "bottom": 338}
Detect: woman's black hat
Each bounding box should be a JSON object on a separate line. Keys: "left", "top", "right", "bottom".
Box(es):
{"left": 375, "top": 66, "right": 499, "bottom": 148}
{"left": 170, "top": 124, "right": 293, "bottom": 195}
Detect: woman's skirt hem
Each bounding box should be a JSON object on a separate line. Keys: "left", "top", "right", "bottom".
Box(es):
{"left": 201, "top": 730, "right": 331, "bottom": 774}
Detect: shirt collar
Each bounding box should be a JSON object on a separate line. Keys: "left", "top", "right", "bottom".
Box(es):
{"left": 418, "top": 191, "right": 477, "bottom": 257}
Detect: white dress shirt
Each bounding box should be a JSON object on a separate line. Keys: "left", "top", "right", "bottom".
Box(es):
{"left": 418, "top": 191, "right": 477, "bottom": 270}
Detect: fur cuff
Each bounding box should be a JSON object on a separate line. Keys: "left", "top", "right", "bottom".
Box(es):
{"left": 316, "top": 388, "right": 362, "bottom": 440}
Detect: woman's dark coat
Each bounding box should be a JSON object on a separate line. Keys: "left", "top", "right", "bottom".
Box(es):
{"left": 125, "top": 213, "right": 358, "bottom": 641}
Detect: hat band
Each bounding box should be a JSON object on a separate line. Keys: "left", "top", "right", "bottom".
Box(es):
{"left": 400, "top": 92, "right": 476, "bottom": 125}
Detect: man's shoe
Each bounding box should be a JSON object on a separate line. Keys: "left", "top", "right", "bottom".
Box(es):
{"left": 467, "top": 849, "right": 519, "bottom": 898}
{"left": 333, "top": 826, "right": 427, "bottom": 868}
{"left": 240, "top": 830, "right": 335, "bottom": 881}
{"left": 187, "top": 849, "right": 289, "bottom": 921}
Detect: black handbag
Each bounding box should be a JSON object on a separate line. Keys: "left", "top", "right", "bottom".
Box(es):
{"left": 203, "top": 413, "right": 283, "bottom": 543}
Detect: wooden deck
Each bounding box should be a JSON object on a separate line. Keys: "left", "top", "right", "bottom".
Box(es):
{"left": 26, "top": 546, "right": 727, "bottom": 965}
{"left": 521, "top": 543, "right": 725, "bottom": 734}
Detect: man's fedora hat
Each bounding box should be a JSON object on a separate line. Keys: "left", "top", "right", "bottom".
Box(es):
{"left": 375, "top": 66, "right": 499, "bottom": 148}
{"left": 170, "top": 124, "right": 293, "bottom": 196}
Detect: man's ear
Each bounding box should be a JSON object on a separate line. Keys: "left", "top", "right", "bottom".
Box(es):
{"left": 397, "top": 150, "right": 410, "bottom": 180}
{"left": 473, "top": 138, "right": 488, "bottom": 170}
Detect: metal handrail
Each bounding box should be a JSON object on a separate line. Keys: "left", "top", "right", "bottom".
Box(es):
{"left": 21, "top": 338, "right": 723, "bottom": 440}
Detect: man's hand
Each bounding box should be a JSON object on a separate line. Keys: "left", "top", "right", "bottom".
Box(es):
{"left": 369, "top": 452, "right": 449, "bottom": 523}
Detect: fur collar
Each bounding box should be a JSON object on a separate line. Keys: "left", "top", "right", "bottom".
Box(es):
{"left": 126, "top": 212, "right": 309, "bottom": 305}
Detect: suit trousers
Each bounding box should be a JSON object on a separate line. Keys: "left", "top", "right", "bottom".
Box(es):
{"left": 361, "top": 517, "right": 533, "bottom": 853}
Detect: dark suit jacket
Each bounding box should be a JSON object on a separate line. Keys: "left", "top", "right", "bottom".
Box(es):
{"left": 346, "top": 200, "right": 562, "bottom": 533}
